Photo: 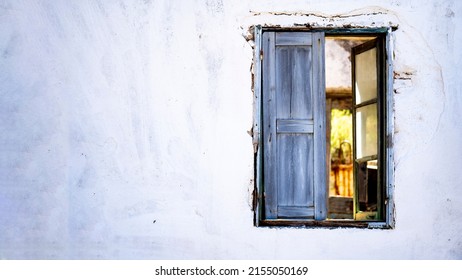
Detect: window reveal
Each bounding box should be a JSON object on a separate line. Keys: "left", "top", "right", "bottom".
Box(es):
{"left": 253, "top": 27, "right": 394, "bottom": 228}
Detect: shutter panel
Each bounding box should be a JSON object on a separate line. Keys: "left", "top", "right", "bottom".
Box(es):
{"left": 262, "top": 32, "right": 326, "bottom": 220}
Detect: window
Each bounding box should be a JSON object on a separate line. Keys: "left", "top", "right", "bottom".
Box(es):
{"left": 253, "top": 27, "right": 394, "bottom": 228}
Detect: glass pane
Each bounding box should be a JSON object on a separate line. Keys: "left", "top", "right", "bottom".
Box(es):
{"left": 356, "top": 104, "right": 377, "bottom": 158}
{"left": 355, "top": 48, "right": 377, "bottom": 104}
{"left": 356, "top": 160, "right": 378, "bottom": 218}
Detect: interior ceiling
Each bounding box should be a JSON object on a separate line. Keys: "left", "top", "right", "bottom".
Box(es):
{"left": 326, "top": 36, "right": 377, "bottom": 40}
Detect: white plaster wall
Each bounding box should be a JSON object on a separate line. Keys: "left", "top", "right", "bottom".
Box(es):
{"left": 0, "top": 0, "right": 461, "bottom": 259}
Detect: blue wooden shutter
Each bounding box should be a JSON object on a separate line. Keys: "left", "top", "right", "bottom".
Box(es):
{"left": 262, "top": 32, "right": 327, "bottom": 220}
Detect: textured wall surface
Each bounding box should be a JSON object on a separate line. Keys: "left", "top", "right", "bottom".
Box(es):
{"left": 1, "top": 0, "right": 461, "bottom": 259}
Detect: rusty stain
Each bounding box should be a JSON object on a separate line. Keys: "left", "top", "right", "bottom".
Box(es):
{"left": 393, "top": 71, "right": 414, "bottom": 80}
{"left": 245, "top": 32, "right": 254, "bottom": 42}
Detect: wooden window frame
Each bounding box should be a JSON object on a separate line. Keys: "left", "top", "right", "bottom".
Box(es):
{"left": 252, "top": 26, "right": 395, "bottom": 229}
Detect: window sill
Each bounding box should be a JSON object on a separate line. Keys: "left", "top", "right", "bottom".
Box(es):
{"left": 258, "top": 219, "right": 392, "bottom": 229}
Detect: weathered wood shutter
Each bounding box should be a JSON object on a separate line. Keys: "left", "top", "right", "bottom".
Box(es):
{"left": 262, "top": 32, "right": 326, "bottom": 220}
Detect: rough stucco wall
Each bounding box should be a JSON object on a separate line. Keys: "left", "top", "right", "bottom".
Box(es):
{"left": 0, "top": 0, "right": 461, "bottom": 259}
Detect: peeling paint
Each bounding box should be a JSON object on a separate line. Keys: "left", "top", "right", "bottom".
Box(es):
{"left": 242, "top": 6, "right": 400, "bottom": 32}
{"left": 393, "top": 70, "right": 414, "bottom": 80}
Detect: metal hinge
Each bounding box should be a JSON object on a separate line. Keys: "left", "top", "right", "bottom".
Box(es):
{"left": 260, "top": 50, "right": 263, "bottom": 60}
